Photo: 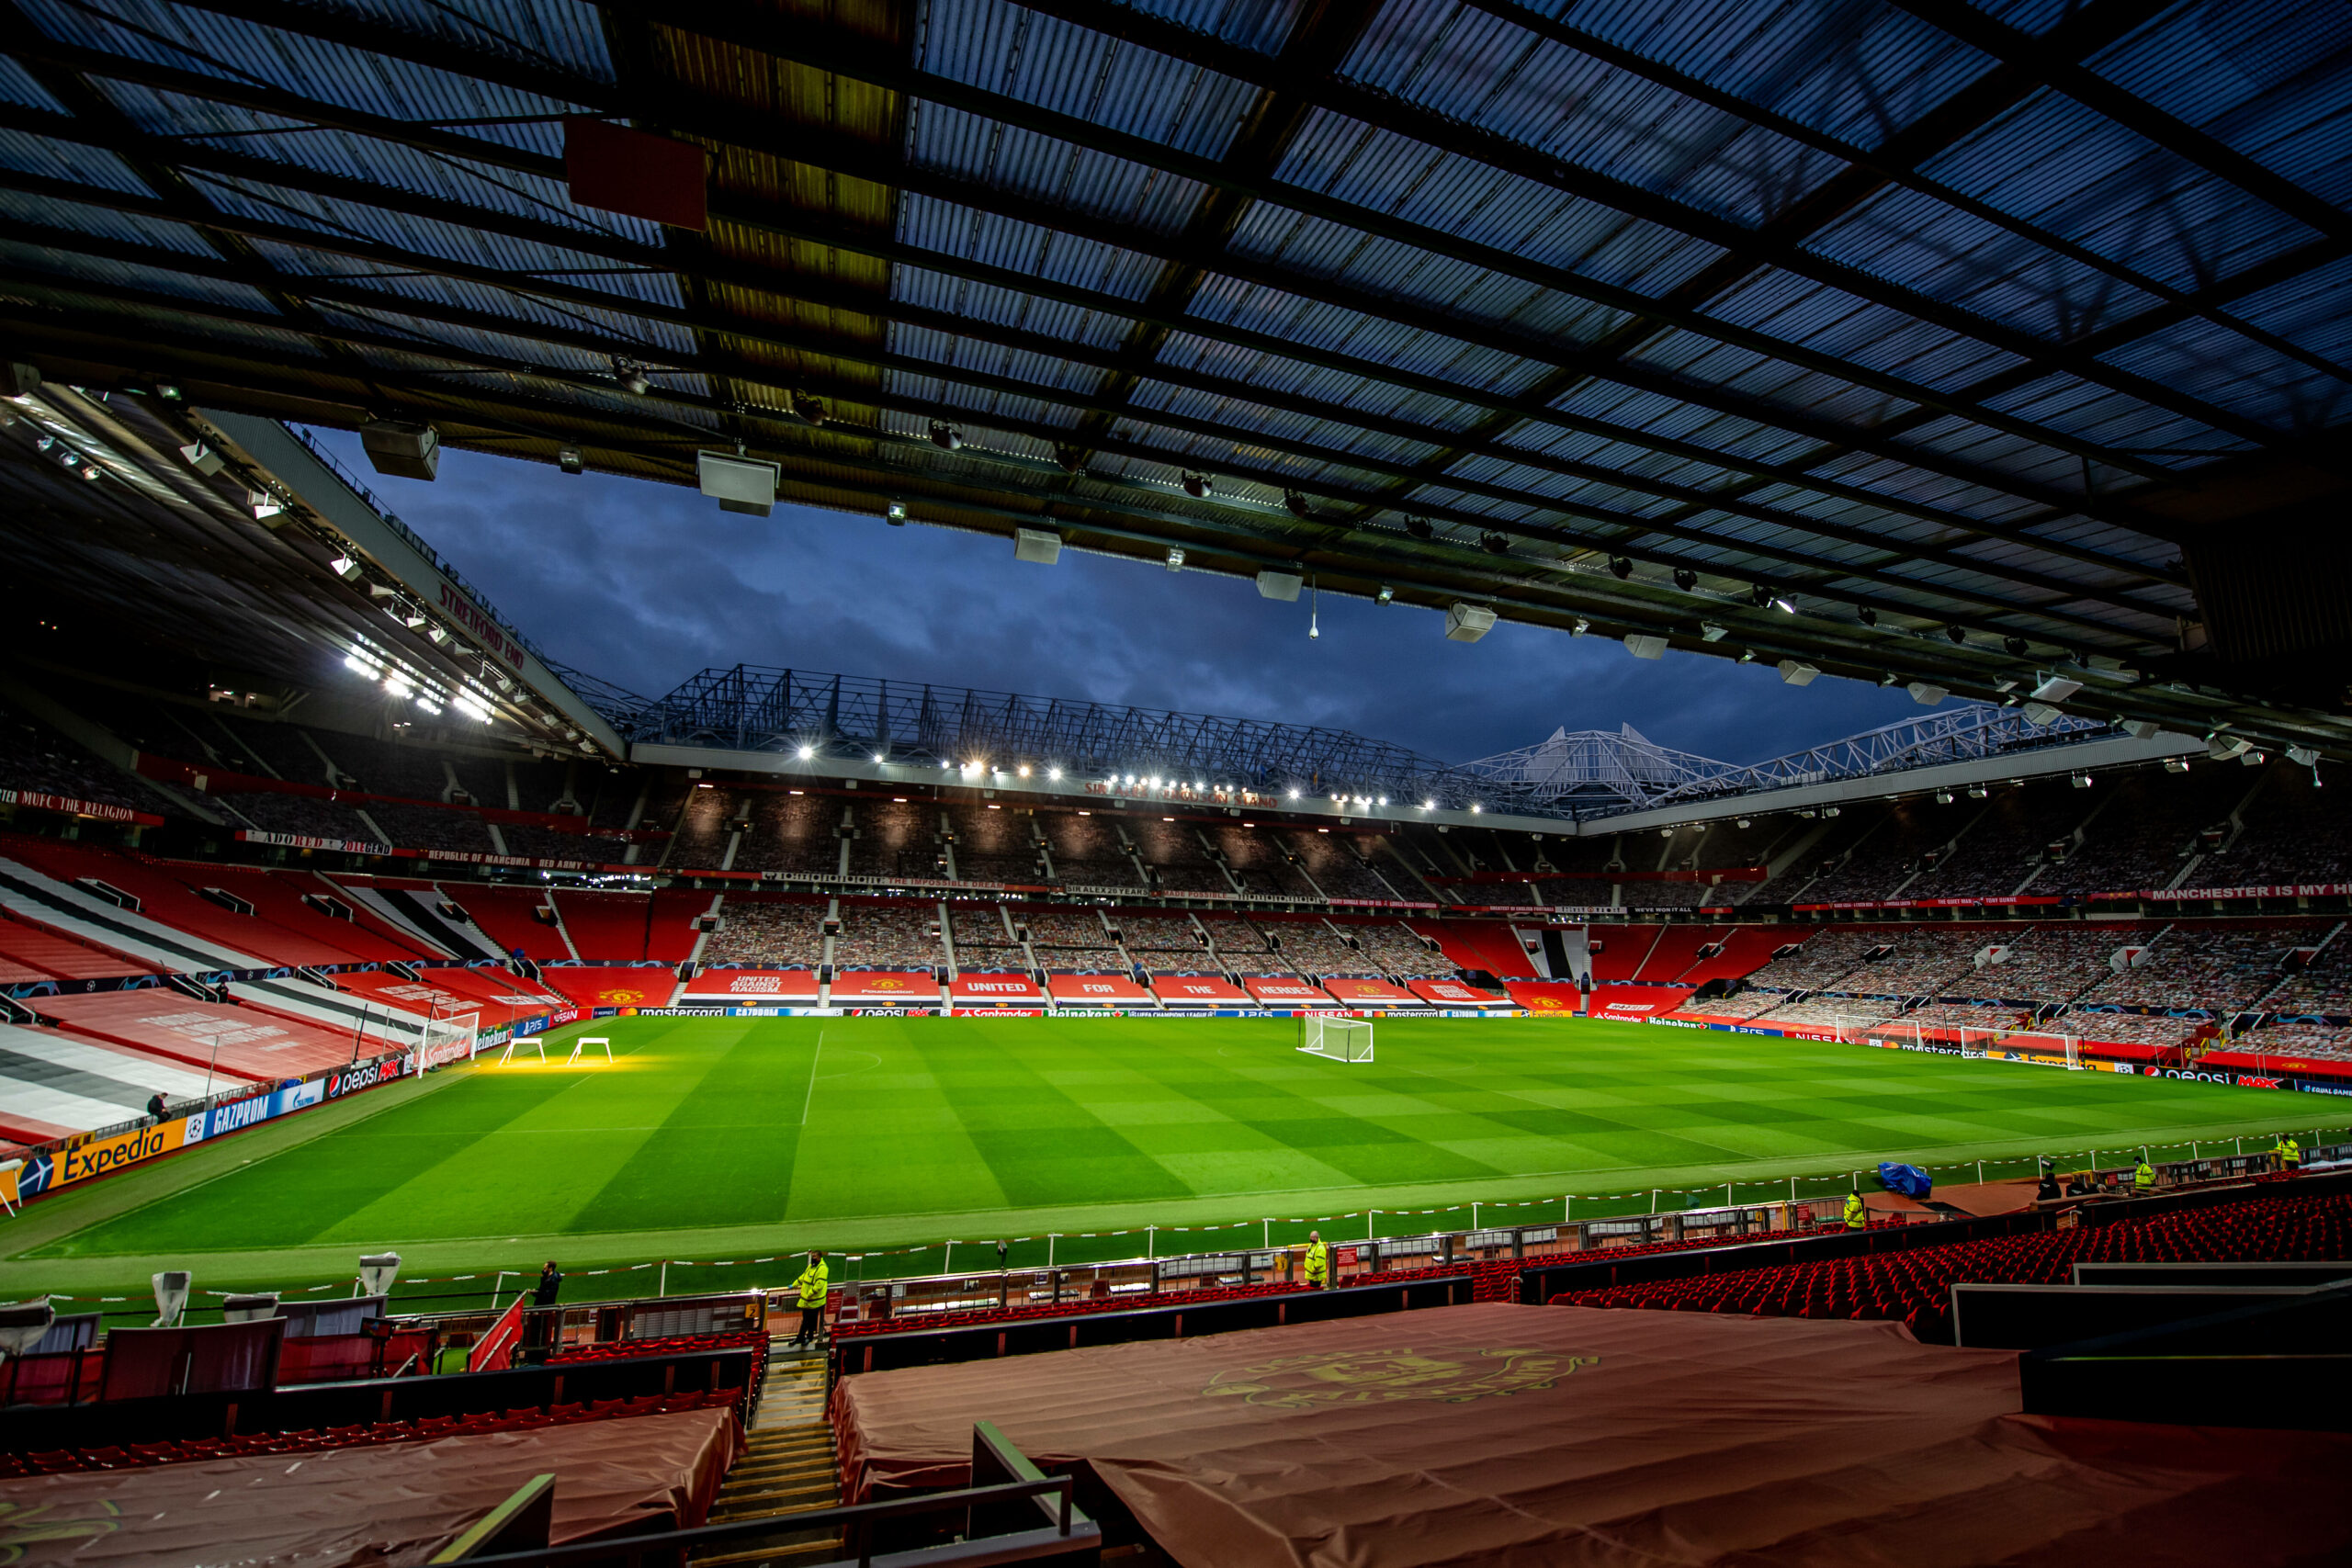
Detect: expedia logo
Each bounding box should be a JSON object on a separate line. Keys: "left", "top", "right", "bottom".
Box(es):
{"left": 1203, "top": 1347, "right": 1594, "bottom": 1410}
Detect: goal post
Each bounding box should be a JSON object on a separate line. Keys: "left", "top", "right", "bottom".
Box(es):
{"left": 418, "top": 1009, "right": 481, "bottom": 1070}
{"left": 1297, "top": 1013, "right": 1374, "bottom": 1063}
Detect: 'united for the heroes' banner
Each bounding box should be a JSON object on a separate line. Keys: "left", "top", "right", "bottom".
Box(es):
{"left": 0, "top": 788, "right": 164, "bottom": 826}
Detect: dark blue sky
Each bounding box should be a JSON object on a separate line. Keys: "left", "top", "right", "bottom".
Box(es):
{"left": 315, "top": 431, "right": 1920, "bottom": 766}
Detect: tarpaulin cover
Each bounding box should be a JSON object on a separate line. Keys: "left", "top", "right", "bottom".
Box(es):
{"left": 1315, "top": 976, "right": 1419, "bottom": 1006}
{"left": 540, "top": 968, "right": 671, "bottom": 1009}
{"left": 947, "top": 973, "right": 1046, "bottom": 1002}
{"left": 1406, "top": 978, "right": 1505, "bottom": 1008}
{"left": 0, "top": 1406, "right": 741, "bottom": 1567}
{"left": 831, "top": 1302, "right": 2352, "bottom": 1567}
{"left": 99, "top": 1319, "right": 283, "bottom": 1400}
{"left": 35, "top": 992, "right": 354, "bottom": 1080}
{"left": 830, "top": 970, "right": 940, "bottom": 1002}
{"left": 681, "top": 967, "right": 821, "bottom": 1002}
{"left": 1150, "top": 975, "right": 1250, "bottom": 1006}
{"left": 1242, "top": 977, "right": 1336, "bottom": 1006}
{"left": 1584, "top": 984, "right": 1697, "bottom": 1019}
{"left": 1047, "top": 973, "right": 1152, "bottom": 1004}
{"left": 1502, "top": 979, "right": 1587, "bottom": 1013}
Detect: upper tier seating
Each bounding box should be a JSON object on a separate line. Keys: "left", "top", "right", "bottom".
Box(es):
{"left": 1347, "top": 920, "right": 1451, "bottom": 978}
{"left": 1270, "top": 920, "right": 1378, "bottom": 977}
{"left": 831, "top": 901, "right": 940, "bottom": 969}
{"left": 0, "top": 696, "right": 184, "bottom": 818}
{"left": 2071, "top": 921, "right": 2310, "bottom": 1014}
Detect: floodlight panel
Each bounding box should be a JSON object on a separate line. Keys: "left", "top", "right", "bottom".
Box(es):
{"left": 697, "top": 450, "right": 780, "bottom": 506}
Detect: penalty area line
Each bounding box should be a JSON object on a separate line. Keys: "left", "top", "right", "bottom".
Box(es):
{"left": 799, "top": 1029, "right": 824, "bottom": 1125}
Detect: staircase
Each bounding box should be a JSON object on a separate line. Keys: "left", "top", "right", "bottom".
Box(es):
{"left": 692, "top": 1342, "right": 841, "bottom": 1566}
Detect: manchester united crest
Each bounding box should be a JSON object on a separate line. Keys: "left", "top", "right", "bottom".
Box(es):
{"left": 1202, "top": 1347, "right": 1594, "bottom": 1409}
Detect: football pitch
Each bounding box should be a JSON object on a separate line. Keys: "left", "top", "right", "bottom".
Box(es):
{"left": 0, "top": 1014, "right": 2321, "bottom": 1305}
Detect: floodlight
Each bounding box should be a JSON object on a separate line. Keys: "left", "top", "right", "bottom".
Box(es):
{"left": 1934, "top": 790, "right": 1953, "bottom": 805}
{"left": 359, "top": 1253, "right": 402, "bottom": 1295}
{"left": 1181, "top": 472, "right": 1211, "bottom": 499}
{"left": 1469, "top": 803, "right": 1481, "bottom": 813}
{"left": 2289, "top": 746, "right": 2321, "bottom": 766}
{"left": 345, "top": 654, "right": 371, "bottom": 675}
{"left": 1609, "top": 556, "right": 1633, "bottom": 579}
{"left": 797, "top": 745, "right": 814, "bottom": 760}
{"left": 1283, "top": 490, "right": 1314, "bottom": 519}
{"left": 1822, "top": 807, "right": 1840, "bottom": 818}
{"left": 2164, "top": 757, "right": 2190, "bottom": 773}
{"left": 1700, "top": 623, "right": 1727, "bottom": 641}
{"left": 1736, "top": 818, "right": 1751, "bottom": 829}
{"left": 2242, "top": 750, "right": 2267, "bottom": 766}
{"left": 1166, "top": 547, "right": 1185, "bottom": 570}
{"left": 1013, "top": 527, "right": 1062, "bottom": 564}
{"left": 1288, "top": 789, "right": 1300, "bottom": 799}
{"left": 1257, "top": 570, "right": 1303, "bottom": 602}
{"left": 1422, "top": 799, "right": 1434, "bottom": 810}
{"left": 1047, "top": 768, "right": 1061, "bottom": 781}
{"left": 1404, "top": 516, "right": 1432, "bottom": 539}
{"left": 614, "top": 357, "right": 651, "bottom": 395}
{"left": 1572, "top": 616, "right": 1589, "bottom": 635}
{"left": 328, "top": 554, "right": 361, "bottom": 581}
{"left": 885, "top": 502, "right": 907, "bottom": 523}
{"left": 0, "top": 1299, "right": 56, "bottom": 1359}
{"left": 1967, "top": 784, "right": 1988, "bottom": 798}
{"left": 220, "top": 1292, "right": 279, "bottom": 1323}
{"left": 2032, "top": 674, "right": 2084, "bottom": 703}
{"left": 1019, "top": 765, "right": 1031, "bottom": 777}
{"left": 558, "top": 446, "right": 584, "bottom": 475}
{"left": 152, "top": 1270, "right": 192, "bottom": 1327}
{"left": 2071, "top": 773, "right": 2093, "bottom": 788}
{"left": 178, "top": 440, "right": 225, "bottom": 476}
{"left": 4, "top": 361, "right": 40, "bottom": 402}
{"left": 1774, "top": 597, "right": 1796, "bottom": 614}
{"left": 1376, "top": 585, "right": 1393, "bottom": 605}
{"left": 1906, "top": 682, "right": 1947, "bottom": 706}
{"left": 1376, "top": 796, "right": 1387, "bottom": 806}
{"left": 928, "top": 422, "right": 963, "bottom": 450}
{"left": 1777, "top": 659, "right": 1819, "bottom": 685}
{"left": 2207, "top": 734, "right": 2250, "bottom": 761}
{"left": 1672, "top": 568, "right": 1697, "bottom": 591}
{"left": 2021, "top": 701, "right": 2062, "bottom": 726}
{"left": 1737, "top": 649, "right": 1755, "bottom": 663}
{"left": 873, "top": 752, "right": 887, "bottom": 763}
{"left": 1623, "top": 633, "right": 1668, "bottom": 660}
{"left": 426, "top": 625, "right": 447, "bottom": 644}
{"left": 2124, "top": 720, "right": 2163, "bottom": 739}
{"left": 249, "top": 490, "right": 282, "bottom": 520}
{"left": 401, "top": 611, "right": 426, "bottom": 628}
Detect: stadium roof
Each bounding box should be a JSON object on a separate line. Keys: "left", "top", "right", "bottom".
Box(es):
{"left": 4, "top": 0, "right": 2349, "bottom": 761}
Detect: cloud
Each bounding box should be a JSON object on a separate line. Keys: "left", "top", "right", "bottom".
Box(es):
{"left": 324, "top": 433, "right": 1919, "bottom": 765}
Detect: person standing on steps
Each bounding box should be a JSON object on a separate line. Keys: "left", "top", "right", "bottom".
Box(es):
{"left": 1303, "top": 1231, "right": 1329, "bottom": 1290}
{"left": 789, "top": 1251, "right": 830, "bottom": 1347}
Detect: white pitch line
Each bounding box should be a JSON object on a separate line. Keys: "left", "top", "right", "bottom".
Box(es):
{"left": 798, "top": 1028, "right": 825, "bottom": 1125}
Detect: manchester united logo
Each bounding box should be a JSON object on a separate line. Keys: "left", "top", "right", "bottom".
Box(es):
{"left": 1202, "top": 1348, "right": 1593, "bottom": 1410}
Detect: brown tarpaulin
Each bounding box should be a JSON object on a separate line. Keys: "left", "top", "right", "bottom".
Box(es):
{"left": 0, "top": 1405, "right": 740, "bottom": 1566}
{"left": 833, "top": 1302, "right": 2352, "bottom": 1567}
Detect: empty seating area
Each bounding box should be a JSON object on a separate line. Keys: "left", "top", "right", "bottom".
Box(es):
{"left": 1752, "top": 995, "right": 1905, "bottom": 1030}
{"left": 1116, "top": 912, "right": 1206, "bottom": 953}
{"left": 1736, "top": 929, "right": 1874, "bottom": 990}
{"left": 703, "top": 898, "right": 827, "bottom": 966}
{"left": 844, "top": 797, "right": 937, "bottom": 880}
{"left": 1128, "top": 818, "right": 1227, "bottom": 894}
{"left": 1021, "top": 908, "right": 1114, "bottom": 951}
{"left": 1836, "top": 929, "right": 1991, "bottom": 997}
{"left": 360, "top": 800, "right": 494, "bottom": 855}
{"left": 2260, "top": 937, "right": 2352, "bottom": 1017}
{"left": 1201, "top": 914, "right": 1283, "bottom": 974}
{"left": 2052, "top": 1010, "right": 2200, "bottom": 1048}
{"left": 2221, "top": 1021, "right": 2352, "bottom": 1063}
{"left": 1552, "top": 1189, "right": 2352, "bottom": 1334}
{"left": 947, "top": 903, "right": 1020, "bottom": 959}
{"left": 1209, "top": 825, "right": 1314, "bottom": 897}
{"left": 831, "top": 901, "right": 940, "bottom": 970}
{"left": 215, "top": 790, "right": 386, "bottom": 845}
{"left": 1283, "top": 831, "right": 1396, "bottom": 899}
{"left": 951, "top": 805, "right": 1045, "bottom": 884}
{"left": 1039, "top": 814, "right": 1136, "bottom": 887}
{"left": 1973, "top": 925, "right": 2128, "bottom": 1000}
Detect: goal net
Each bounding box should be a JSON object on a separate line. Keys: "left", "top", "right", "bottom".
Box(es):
{"left": 417, "top": 1010, "right": 481, "bottom": 1071}
{"left": 1297, "top": 1014, "right": 1374, "bottom": 1063}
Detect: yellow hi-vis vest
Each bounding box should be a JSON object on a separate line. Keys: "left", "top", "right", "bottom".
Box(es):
{"left": 2133, "top": 1161, "right": 2156, "bottom": 1191}
{"left": 1843, "top": 1193, "right": 1867, "bottom": 1230}
{"left": 2284, "top": 1138, "right": 2302, "bottom": 1168}
{"left": 1303, "top": 1240, "right": 1329, "bottom": 1284}
{"left": 793, "top": 1261, "right": 830, "bottom": 1308}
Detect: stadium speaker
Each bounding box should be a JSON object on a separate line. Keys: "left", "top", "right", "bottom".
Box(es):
{"left": 2124, "top": 719, "right": 2163, "bottom": 739}
{"left": 360, "top": 420, "right": 438, "bottom": 481}
{"left": 1905, "top": 681, "right": 1947, "bottom": 705}
{"left": 1444, "top": 601, "right": 1497, "bottom": 642}
{"left": 177, "top": 441, "right": 225, "bottom": 476}
{"left": 1672, "top": 568, "right": 1697, "bottom": 590}
{"left": 359, "top": 1253, "right": 403, "bottom": 1295}
{"left": 1777, "top": 659, "right": 1820, "bottom": 686}
{"left": 1256, "top": 570, "right": 1303, "bottom": 602}
{"left": 2031, "top": 674, "right": 2084, "bottom": 702}
{"left": 2021, "top": 700, "right": 2063, "bottom": 725}
{"left": 0, "top": 1298, "right": 55, "bottom": 1358}
{"left": 2165, "top": 757, "right": 2191, "bottom": 773}
{"left": 1623, "top": 632, "right": 1668, "bottom": 660}
{"left": 697, "top": 450, "right": 779, "bottom": 516}
{"left": 1609, "top": 556, "right": 1633, "bottom": 579}
{"left": 220, "top": 1292, "right": 280, "bottom": 1323}
{"left": 558, "top": 446, "right": 584, "bottom": 475}
{"left": 1014, "top": 526, "right": 1063, "bottom": 565}
{"left": 1405, "top": 515, "right": 1432, "bottom": 539}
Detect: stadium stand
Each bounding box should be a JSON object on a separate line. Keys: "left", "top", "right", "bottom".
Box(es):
{"left": 1264, "top": 919, "right": 1377, "bottom": 978}
{"left": 2070, "top": 921, "right": 2312, "bottom": 1015}
{"left": 950, "top": 803, "right": 1046, "bottom": 885}
{"left": 1205, "top": 824, "right": 1314, "bottom": 898}
{"left": 0, "top": 695, "right": 182, "bottom": 818}
{"left": 0, "top": 906, "right": 154, "bottom": 979}
{"left": 845, "top": 796, "right": 940, "bottom": 880}
{"left": 831, "top": 900, "right": 941, "bottom": 971}
{"left": 361, "top": 801, "right": 497, "bottom": 856}
{"left": 1114, "top": 912, "right": 1206, "bottom": 954}
{"left": 1966, "top": 924, "right": 2131, "bottom": 1001}
{"left": 31, "top": 991, "right": 357, "bottom": 1081}
{"left": 211, "top": 790, "right": 388, "bottom": 846}
{"left": 1346, "top": 920, "right": 1451, "bottom": 979}
{"left": 1128, "top": 817, "right": 1228, "bottom": 894}
{"left": 1039, "top": 811, "right": 1140, "bottom": 889}
{"left": 0, "top": 1024, "right": 218, "bottom": 1142}
{"left": 1552, "top": 1189, "right": 2352, "bottom": 1337}
{"left": 701, "top": 897, "right": 827, "bottom": 968}
{"left": 447, "top": 885, "right": 574, "bottom": 962}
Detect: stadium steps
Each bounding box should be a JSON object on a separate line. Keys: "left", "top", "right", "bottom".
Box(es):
{"left": 693, "top": 1344, "right": 839, "bottom": 1564}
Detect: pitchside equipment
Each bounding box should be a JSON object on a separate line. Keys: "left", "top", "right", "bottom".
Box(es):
{"left": 568, "top": 1035, "right": 614, "bottom": 1066}
{"left": 417, "top": 1010, "right": 480, "bottom": 1070}
{"left": 1298, "top": 1015, "right": 1374, "bottom": 1063}
{"left": 497, "top": 1032, "right": 547, "bottom": 1066}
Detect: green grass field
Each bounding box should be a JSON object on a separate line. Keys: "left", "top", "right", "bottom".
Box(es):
{"left": 2, "top": 1014, "right": 2330, "bottom": 1312}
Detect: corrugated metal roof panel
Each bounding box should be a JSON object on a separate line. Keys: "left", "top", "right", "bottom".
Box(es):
{"left": 0, "top": 186, "right": 215, "bottom": 253}
{"left": 0, "top": 125, "right": 154, "bottom": 196}
{"left": 919, "top": 0, "right": 1258, "bottom": 161}
{"left": 1183, "top": 270, "right": 1564, "bottom": 397}
{"left": 0, "top": 238, "right": 281, "bottom": 313}
{"left": 899, "top": 193, "right": 1172, "bottom": 301}
{"left": 2229, "top": 248, "right": 2352, "bottom": 366}
{"left": 887, "top": 321, "right": 1113, "bottom": 397}
{"left": 2099, "top": 317, "right": 2349, "bottom": 434}
{"left": 906, "top": 100, "right": 1214, "bottom": 237}
{"left": 891, "top": 264, "right": 1138, "bottom": 353}
{"left": 0, "top": 53, "right": 67, "bottom": 112}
